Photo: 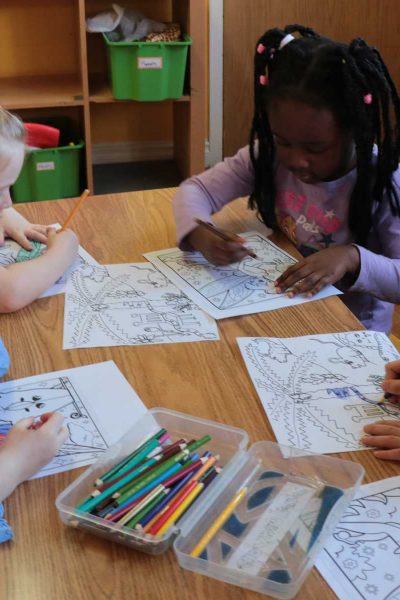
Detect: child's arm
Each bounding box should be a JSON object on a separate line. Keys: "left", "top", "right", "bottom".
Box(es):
{"left": 0, "top": 207, "right": 48, "bottom": 250}
{"left": 0, "top": 413, "right": 67, "bottom": 502}
{"left": 173, "top": 146, "right": 255, "bottom": 263}
{"left": 0, "top": 228, "right": 78, "bottom": 313}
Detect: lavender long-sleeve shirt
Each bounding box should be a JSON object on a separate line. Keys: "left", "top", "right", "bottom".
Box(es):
{"left": 173, "top": 146, "right": 400, "bottom": 333}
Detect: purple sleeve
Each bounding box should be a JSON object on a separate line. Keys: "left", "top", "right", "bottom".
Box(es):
{"left": 173, "top": 146, "right": 255, "bottom": 249}
{"left": 349, "top": 179, "right": 400, "bottom": 302}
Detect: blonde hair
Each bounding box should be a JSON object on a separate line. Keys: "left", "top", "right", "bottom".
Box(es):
{"left": 0, "top": 107, "right": 25, "bottom": 146}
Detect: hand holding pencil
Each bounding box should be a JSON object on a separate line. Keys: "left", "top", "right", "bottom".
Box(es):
{"left": 187, "top": 218, "right": 257, "bottom": 266}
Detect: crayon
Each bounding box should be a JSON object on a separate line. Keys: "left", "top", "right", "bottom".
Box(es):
{"left": 156, "top": 482, "right": 204, "bottom": 537}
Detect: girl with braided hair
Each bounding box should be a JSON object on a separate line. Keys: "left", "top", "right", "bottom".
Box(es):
{"left": 173, "top": 25, "right": 400, "bottom": 333}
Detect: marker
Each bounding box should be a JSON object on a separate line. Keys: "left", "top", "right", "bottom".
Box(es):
{"left": 195, "top": 219, "right": 258, "bottom": 259}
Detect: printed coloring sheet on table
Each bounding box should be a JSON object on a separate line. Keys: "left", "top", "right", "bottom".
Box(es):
{"left": 143, "top": 232, "right": 340, "bottom": 319}
{"left": 0, "top": 224, "right": 98, "bottom": 297}
{"left": 316, "top": 476, "right": 400, "bottom": 600}
{"left": 0, "top": 361, "right": 147, "bottom": 478}
{"left": 63, "top": 262, "right": 218, "bottom": 349}
{"left": 237, "top": 331, "right": 400, "bottom": 454}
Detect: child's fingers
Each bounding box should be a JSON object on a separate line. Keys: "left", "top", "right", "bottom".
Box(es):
{"left": 12, "top": 416, "right": 36, "bottom": 430}
{"left": 361, "top": 433, "right": 400, "bottom": 449}
{"left": 11, "top": 232, "right": 33, "bottom": 251}
{"left": 26, "top": 227, "right": 48, "bottom": 245}
{"left": 373, "top": 448, "right": 400, "bottom": 460}
{"left": 363, "top": 422, "right": 400, "bottom": 436}
{"left": 40, "top": 412, "right": 65, "bottom": 432}
{"left": 364, "top": 420, "right": 400, "bottom": 430}
{"left": 274, "top": 263, "right": 308, "bottom": 292}
{"left": 385, "top": 360, "right": 400, "bottom": 379}
{"left": 381, "top": 379, "right": 400, "bottom": 397}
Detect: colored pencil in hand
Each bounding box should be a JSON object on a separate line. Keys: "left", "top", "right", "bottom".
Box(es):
{"left": 58, "top": 188, "right": 90, "bottom": 232}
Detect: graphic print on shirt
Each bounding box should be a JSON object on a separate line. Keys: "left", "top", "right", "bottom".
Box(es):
{"left": 276, "top": 190, "right": 343, "bottom": 251}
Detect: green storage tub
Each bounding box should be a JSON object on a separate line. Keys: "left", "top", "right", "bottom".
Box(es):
{"left": 12, "top": 141, "right": 84, "bottom": 203}
{"left": 103, "top": 33, "right": 192, "bottom": 101}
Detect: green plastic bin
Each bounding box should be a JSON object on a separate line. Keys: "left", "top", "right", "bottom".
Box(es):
{"left": 12, "top": 141, "right": 84, "bottom": 203}
{"left": 103, "top": 33, "right": 192, "bottom": 101}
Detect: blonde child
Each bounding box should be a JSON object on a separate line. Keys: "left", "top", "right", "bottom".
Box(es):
{"left": 0, "top": 108, "right": 78, "bottom": 312}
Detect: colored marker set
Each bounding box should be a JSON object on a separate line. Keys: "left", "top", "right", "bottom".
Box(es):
{"left": 57, "top": 409, "right": 364, "bottom": 598}
{"left": 75, "top": 428, "right": 221, "bottom": 536}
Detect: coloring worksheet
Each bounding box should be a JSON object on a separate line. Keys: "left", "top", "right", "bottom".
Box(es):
{"left": 144, "top": 232, "right": 340, "bottom": 319}
{"left": 237, "top": 331, "right": 400, "bottom": 454}
{"left": 0, "top": 224, "right": 98, "bottom": 298}
{"left": 316, "top": 476, "right": 400, "bottom": 600}
{"left": 0, "top": 361, "right": 147, "bottom": 478}
{"left": 63, "top": 263, "right": 219, "bottom": 349}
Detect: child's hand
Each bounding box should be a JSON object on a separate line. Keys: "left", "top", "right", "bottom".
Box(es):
{"left": 45, "top": 227, "right": 79, "bottom": 253}
{"left": 0, "top": 412, "right": 67, "bottom": 487}
{"left": 187, "top": 225, "right": 250, "bottom": 265}
{"left": 0, "top": 207, "right": 48, "bottom": 250}
{"left": 381, "top": 360, "right": 400, "bottom": 403}
{"left": 361, "top": 420, "right": 400, "bottom": 460}
{"left": 274, "top": 245, "right": 360, "bottom": 297}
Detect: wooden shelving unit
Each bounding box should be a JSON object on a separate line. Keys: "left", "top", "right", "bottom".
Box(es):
{"left": 0, "top": 0, "right": 206, "bottom": 195}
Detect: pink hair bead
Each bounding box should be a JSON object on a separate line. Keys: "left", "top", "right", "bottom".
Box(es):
{"left": 257, "top": 43, "right": 266, "bottom": 54}
{"left": 259, "top": 74, "right": 268, "bottom": 86}
{"left": 363, "top": 93, "right": 373, "bottom": 105}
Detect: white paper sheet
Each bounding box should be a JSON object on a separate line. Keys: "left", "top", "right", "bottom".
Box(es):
{"left": 0, "top": 361, "right": 147, "bottom": 478}
{"left": 237, "top": 331, "right": 400, "bottom": 454}
{"left": 316, "top": 476, "right": 400, "bottom": 600}
{"left": 0, "top": 224, "right": 98, "bottom": 298}
{"left": 143, "top": 232, "right": 340, "bottom": 319}
{"left": 63, "top": 262, "right": 219, "bottom": 349}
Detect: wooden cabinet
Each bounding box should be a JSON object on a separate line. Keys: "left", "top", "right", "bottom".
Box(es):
{"left": 0, "top": 0, "right": 205, "bottom": 193}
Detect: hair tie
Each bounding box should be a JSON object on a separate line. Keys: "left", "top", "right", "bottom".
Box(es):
{"left": 259, "top": 74, "right": 268, "bottom": 86}
{"left": 363, "top": 93, "right": 372, "bottom": 105}
{"left": 279, "top": 33, "right": 295, "bottom": 50}
{"left": 257, "top": 43, "right": 266, "bottom": 54}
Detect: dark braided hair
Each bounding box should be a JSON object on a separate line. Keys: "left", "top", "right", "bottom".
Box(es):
{"left": 249, "top": 24, "right": 400, "bottom": 246}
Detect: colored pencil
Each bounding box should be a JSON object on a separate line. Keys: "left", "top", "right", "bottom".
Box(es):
{"left": 58, "top": 188, "right": 90, "bottom": 232}
{"left": 190, "top": 487, "right": 248, "bottom": 557}
{"left": 195, "top": 218, "right": 258, "bottom": 259}
{"left": 156, "top": 482, "right": 204, "bottom": 537}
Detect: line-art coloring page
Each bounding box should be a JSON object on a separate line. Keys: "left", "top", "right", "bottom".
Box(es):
{"left": 237, "top": 331, "right": 400, "bottom": 454}
{"left": 0, "top": 362, "right": 147, "bottom": 478}
{"left": 316, "top": 476, "right": 400, "bottom": 600}
{"left": 63, "top": 262, "right": 219, "bottom": 349}
{"left": 144, "top": 232, "right": 339, "bottom": 319}
{"left": 0, "top": 224, "right": 98, "bottom": 298}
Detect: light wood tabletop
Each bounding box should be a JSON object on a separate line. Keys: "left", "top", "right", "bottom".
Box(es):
{"left": 2, "top": 189, "right": 398, "bottom": 600}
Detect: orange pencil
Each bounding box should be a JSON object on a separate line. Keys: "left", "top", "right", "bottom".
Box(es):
{"left": 58, "top": 188, "right": 90, "bottom": 232}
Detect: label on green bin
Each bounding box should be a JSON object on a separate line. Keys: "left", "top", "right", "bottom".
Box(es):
{"left": 36, "top": 161, "right": 55, "bottom": 171}
{"left": 138, "top": 57, "right": 163, "bottom": 69}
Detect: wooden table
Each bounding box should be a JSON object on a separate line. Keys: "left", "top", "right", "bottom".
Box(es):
{"left": 2, "top": 189, "right": 398, "bottom": 600}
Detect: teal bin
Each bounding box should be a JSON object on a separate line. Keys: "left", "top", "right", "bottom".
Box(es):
{"left": 103, "top": 33, "right": 192, "bottom": 101}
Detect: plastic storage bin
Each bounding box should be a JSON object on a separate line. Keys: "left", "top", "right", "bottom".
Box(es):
{"left": 56, "top": 408, "right": 364, "bottom": 599}
{"left": 12, "top": 116, "right": 84, "bottom": 203}
{"left": 103, "top": 33, "right": 192, "bottom": 101}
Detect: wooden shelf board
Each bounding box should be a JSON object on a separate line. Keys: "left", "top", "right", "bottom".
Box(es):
{"left": 89, "top": 76, "right": 190, "bottom": 104}
{"left": 0, "top": 75, "right": 84, "bottom": 109}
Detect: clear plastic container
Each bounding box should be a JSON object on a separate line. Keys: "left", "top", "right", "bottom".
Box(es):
{"left": 56, "top": 407, "right": 248, "bottom": 555}
{"left": 56, "top": 409, "right": 364, "bottom": 598}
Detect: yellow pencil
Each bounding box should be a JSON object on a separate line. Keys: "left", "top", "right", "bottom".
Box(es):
{"left": 58, "top": 188, "right": 90, "bottom": 232}
{"left": 156, "top": 482, "right": 204, "bottom": 537}
{"left": 190, "top": 487, "right": 248, "bottom": 558}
